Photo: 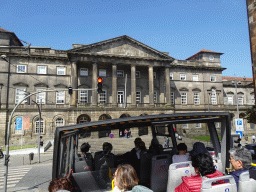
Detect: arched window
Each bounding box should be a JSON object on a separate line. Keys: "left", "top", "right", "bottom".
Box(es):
{"left": 77, "top": 115, "right": 91, "bottom": 138}
{"left": 55, "top": 118, "right": 64, "bottom": 127}
{"left": 211, "top": 89, "right": 217, "bottom": 105}
{"left": 35, "top": 118, "right": 44, "bottom": 133}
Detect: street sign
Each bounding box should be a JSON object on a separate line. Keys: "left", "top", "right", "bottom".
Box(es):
{"left": 235, "top": 118, "right": 244, "bottom": 131}
{"left": 236, "top": 131, "right": 243, "bottom": 138}
{"left": 15, "top": 117, "right": 23, "bottom": 131}
{"left": 109, "top": 133, "right": 114, "bottom": 138}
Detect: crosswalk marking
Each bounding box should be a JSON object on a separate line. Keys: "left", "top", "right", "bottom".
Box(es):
{"left": 0, "top": 166, "right": 32, "bottom": 189}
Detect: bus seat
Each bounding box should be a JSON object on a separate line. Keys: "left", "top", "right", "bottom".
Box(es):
{"left": 167, "top": 161, "right": 196, "bottom": 192}
{"left": 140, "top": 150, "right": 154, "bottom": 184}
{"left": 213, "top": 158, "right": 222, "bottom": 173}
{"left": 201, "top": 175, "right": 237, "bottom": 192}
{"left": 72, "top": 171, "right": 101, "bottom": 192}
{"left": 74, "top": 158, "right": 93, "bottom": 172}
{"left": 238, "top": 171, "right": 256, "bottom": 192}
{"left": 150, "top": 154, "right": 171, "bottom": 192}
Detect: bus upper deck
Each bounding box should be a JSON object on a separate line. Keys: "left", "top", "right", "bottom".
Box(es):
{"left": 52, "top": 112, "right": 232, "bottom": 192}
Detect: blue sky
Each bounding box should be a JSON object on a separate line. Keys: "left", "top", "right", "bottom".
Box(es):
{"left": 0, "top": 0, "right": 252, "bottom": 77}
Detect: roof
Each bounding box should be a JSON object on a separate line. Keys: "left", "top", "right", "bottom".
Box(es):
{"left": 186, "top": 49, "right": 224, "bottom": 60}
{"left": 0, "top": 26, "right": 23, "bottom": 46}
{"left": 222, "top": 76, "right": 253, "bottom": 81}
{"left": 69, "top": 35, "right": 174, "bottom": 60}
{"left": 0, "top": 26, "right": 10, "bottom": 32}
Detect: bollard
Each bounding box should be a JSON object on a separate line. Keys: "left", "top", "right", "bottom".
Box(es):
{"left": 29, "top": 152, "right": 34, "bottom": 164}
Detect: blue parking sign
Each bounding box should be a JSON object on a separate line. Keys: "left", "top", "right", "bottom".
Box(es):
{"left": 16, "top": 117, "right": 23, "bottom": 130}
{"left": 237, "top": 120, "right": 242, "bottom": 125}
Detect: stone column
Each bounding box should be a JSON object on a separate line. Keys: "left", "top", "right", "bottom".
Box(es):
{"left": 112, "top": 64, "right": 117, "bottom": 107}
{"left": 165, "top": 67, "right": 171, "bottom": 106}
{"left": 92, "top": 63, "right": 98, "bottom": 107}
{"left": 70, "top": 61, "right": 78, "bottom": 106}
{"left": 148, "top": 66, "right": 154, "bottom": 107}
{"left": 131, "top": 65, "right": 136, "bottom": 107}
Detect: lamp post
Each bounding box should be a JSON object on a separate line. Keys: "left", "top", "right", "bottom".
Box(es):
{"left": 3, "top": 90, "right": 57, "bottom": 192}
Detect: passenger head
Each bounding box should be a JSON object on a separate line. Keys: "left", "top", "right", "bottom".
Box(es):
{"left": 134, "top": 137, "right": 142, "bottom": 147}
{"left": 103, "top": 142, "right": 112, "bottom": 153}
{"left": 190, "top": 142, "right": 209, "bottom": 157}
{"left": 191, "top": 153, "right": 216, "bottom": 176}
{"left": 137, "top": 141, "right": 146, "bottom": 151}
{"left": 114, "top": 164, "right": 139, "bottom": 191}
{"left": 229, "top": 146, "right": 252, "bottom": 170}
{"left": 177, "top": 143, "right": 187, "bottom": 155}
{"left": 48, "top": 177, "right": 72, "bottom": 192}
{"left": 80, "top": 142, "right": 91, "bottom": 154}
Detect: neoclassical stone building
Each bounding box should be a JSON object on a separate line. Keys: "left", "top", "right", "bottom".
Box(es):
{"left": 0, "top": 27, "right": 254, "bottom": 145}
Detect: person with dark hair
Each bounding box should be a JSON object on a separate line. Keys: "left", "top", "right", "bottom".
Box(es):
{"left": 80, "top": 142, "right": 93, "bottom": 160}
{"left": 148, "top": 137, "right": 163, "bottom": 155}
{"left": 175, "top": 153, "right": 224, "bottom": 192}
{"left": 48, "top": 177, "right": 72, "bottom": 192}
{"left": 190, "top": 142, "right": 209, "bottom": 157}
{"left": 172, "top": 143, "right": 190, "bottom": 165}
{"left": 229, "top": 146, "right": 256, "bottom": 189}
{"left": 113, "top": 164, "right": 153, "bottom": 192}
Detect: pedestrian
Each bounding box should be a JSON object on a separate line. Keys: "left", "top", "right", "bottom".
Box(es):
{"left": 252, "top": 133, "right": 255, "bottom": 143}
{"left": 120, "top": 131, "right": 122, "bottom": 138}
{"left": 125, "top": 129, "right": 128, "bottom": 138}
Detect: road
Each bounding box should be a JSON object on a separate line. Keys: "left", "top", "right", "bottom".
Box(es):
{"left": 0, "top": 153, "right": 53, "bottom": 192}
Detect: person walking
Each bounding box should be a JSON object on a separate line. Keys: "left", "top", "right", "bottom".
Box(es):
{"left": 252, "top": 134, "right": 255, "bottom": 143}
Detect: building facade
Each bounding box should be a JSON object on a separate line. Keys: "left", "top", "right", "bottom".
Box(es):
{"left": 0, "top": 27, "right": 254, "bottom": 145}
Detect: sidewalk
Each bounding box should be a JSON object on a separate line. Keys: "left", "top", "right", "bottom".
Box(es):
{"left": 3, "top": 147, "right": 45, "bottom": 155}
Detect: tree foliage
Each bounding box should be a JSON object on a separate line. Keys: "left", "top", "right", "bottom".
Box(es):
{"left": 245, "top": 106, "right": 256, "bottom": 124}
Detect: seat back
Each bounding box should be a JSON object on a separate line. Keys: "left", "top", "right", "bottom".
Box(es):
{"left": 238, "top": 171, "right": 256, "bottom": 192}
{"left": 95, "top": 155, "right": 115, "bottom": 171}
{"left": 201, "top": 175, "right": 237, "bottom": 192}
{"left": 74, "top": 158, "right": 93, "bottom": 172}
{"left": 150, "top": 154, "right": 171, "bottom": 192}
{"left": 140, "top": 150, "right": 154, "bottom": 184}
{"left": 213, "top": 158, "right": 222, "bottom": 173}
{"left": 167, "top": 161, "right": 196, "bottom": 192}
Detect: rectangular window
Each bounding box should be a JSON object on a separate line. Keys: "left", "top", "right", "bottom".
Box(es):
{"left": 136, "top": 91, "right": 141, "bottom": 103}
{"left": 183, "top": 124, "right": 188, "bottom": 129}
{"left": 227, "top": 95, "right": 233, "bottom": 105}
{"left": 211, "top": 89, "right": 217, "bottom": 105}
{"left": 238, "top": 96, "right": 243, "bottom": 105}
{"left": 135, "top": 71, "right": 140, "bottom": 78}
{"left": 154, "top": 92, "right": 157, "bottom": 103}
{"left": 17, "top": 65, "right": 26, "bottom": 73}
{"left": 117, "top": 91, "right": 124, "bottom": 103}
{"left": 80, "top": 68, "right": 88, "bottom": 76}
{"left": 170, "top": 73, "right": 173, "bottom": 80}
{"left": 35, "top": 120, "right": 44, "bottom": 133}
{"left": 180, "top": 74, "right": 186, "bottom": 81}
{"left": 171, "top": 92, "right": 174, "bottom": 104}
{"left": 36, "top": 89, "right": 45, "bottom": 104}
{"left": 194, "top": 93, "right": 200, "bottom": 105}
{"left": 193, "top": 75, "right": 198, "bottom": 81}
{"left": 195, "top": 123, "right": 201, "bottom": 128}
{"left": 15, "top": 88, "right": 26, "bottom": 104}
{"left": 181, "top": 93, "right": 187, "bottom": 105}
{"left": 117, "top": 70, "right": 124, "bottom": 77}
{"left": 153, "top": 72, "right": 156, "bottom": 79}
{"left": 80, "top": 90, "right": 88, "bottom": 103}
{"left": 37, "top": 66, "right": 47, "bottom": 74}
{"left": 56, "top": 91, "right": 65, "bottom": 104}
{"left": 99, "top": 69, "right": 106, "bottom": 77}
{"left": 57, "top": 67, "right": 66, "bottom": 75}
{"left": 100, "top": 90, "right": 107, "bottom": 103}
{"left": 210, "top": 76, "right": 216, "bottom": 82}
{"left": 251, "top": 95, "right": 255, "bottom": 105}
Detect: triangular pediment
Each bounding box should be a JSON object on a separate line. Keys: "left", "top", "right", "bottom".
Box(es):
{"left": 69, "top": 35, "right": 174, "bottom": 60}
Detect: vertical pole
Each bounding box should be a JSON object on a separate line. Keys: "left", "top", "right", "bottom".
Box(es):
{"left": 234, "top": 75, "right": 239, "bottom": 118}
{"left": 208, "top": 93, "right": 210, "bottom": 112}
{"left": 38, "top": 99, "right": 42, "bottom": 163}
{"left": 124, "top": 74, "right": 127, "bottom": 108}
